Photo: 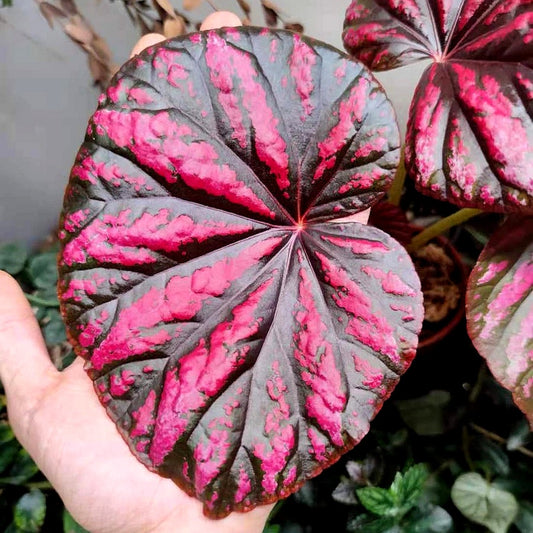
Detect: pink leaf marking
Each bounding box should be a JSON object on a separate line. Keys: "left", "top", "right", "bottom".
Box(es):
{"left": 321, "top": 235, "right": 388, "bottom": 254}
{"left": 289, "top": 34, "right": 317, "bottom": 119}
{"left": 361, "top": 265, "right": 417, "bottom": 296}
{"left": 90, "top": 237, "right": 282, "bottom": 371}
{"left": 316, "top": 252, "right": 400, "bottom": 364}
{"left": 294, "top": 267, "right": 346, "bottom": 446}
{"left": 131, "top": 390, "right": 157, "bottom": 438}
{"left": 72, "top": 156, "right": 149, "bottom": 191}
{"left": 205, "top": 32, "right": 290, "bottom": 193}
{"left": 477, "top": 260, "right": 509, "bottom": 284}
{"left": 149, "top": 276, "right": 275, "bottom": 466}
{"left": 452, "top": 64, "right": 532, "bottom": 195}
{"left": 479, "top": 262, "right": 533, "bottom": 341}
{"left": 63, "top": 207, "right": 253, "bottom": 266}
{"left": 109, "top": 370, "right": 136, "bottom": 397}
{"left": 314, "top": 77, "right": 371, "bottom": 182}
{"left": 92, "top": 109, "right": 277, "bottom": 219}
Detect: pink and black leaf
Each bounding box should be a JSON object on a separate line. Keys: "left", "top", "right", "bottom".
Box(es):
{"left": 466, "top": 216, "right": 533, "bottom": 426}
{"left": 343, "top": 0, "right": 533, "bottom": 213}
{"left": 58, "top": 27, "right": 423, "bottom": 518}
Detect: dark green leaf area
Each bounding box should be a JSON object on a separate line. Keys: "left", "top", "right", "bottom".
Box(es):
{"left": 515, "top": 501, "right": 533, "bottom": 533}
{"left": 0, "top": 243, "right": 28, "bottom": 275}
{"left": 13, "top": 490, "right": 46, "bottom": 533}
{"left": 63, "top": 509, "right": 89, "bottom": 533}
{"left": 26, "top": 252, "right": 58, "bottom": 289}
{"left": 1, "top": 448, "right": 40, "bottom": 485}
{"left": 41, "top": 309, "right": 67, "bottom": 346}
{"left": 395, "top": 390, "right": 451, "bottom": 436}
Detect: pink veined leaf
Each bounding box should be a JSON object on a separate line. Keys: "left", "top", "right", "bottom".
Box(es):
{"left": 58, "top": 27, "right": 423, "bottom": 518}
{"left": 343, "top": 0, "right": 533, "bottom": 214}
{"left": 466, "top": 216, "right": 533, "bottom": 426}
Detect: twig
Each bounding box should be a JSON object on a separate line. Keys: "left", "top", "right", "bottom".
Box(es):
{"left": 25, "top": 293, "right": 59, "bottom": 308}
{"left": 462, "top": 426, "right": 476, "bottom": 472}
{"left": 388, "top": 151, "right": 406, "bottom": 207}
{"left": 470, "top": 423, "right": 533, "bottom": 459}
{"left": 205, "top": 0, "right": 218, "bottom": 11}
{"left": 408, "top": 208, "right": 483, "bottom": 252}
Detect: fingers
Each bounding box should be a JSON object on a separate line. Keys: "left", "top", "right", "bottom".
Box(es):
{"left": 130, "top": 33, "right": 166, "bottom": 58}
{"left": 200, "top": 10, "right": 242, "bottom": 31}
{"left": 331, "top": 207, "right": 371, "bottom": 225}
{"left": 129, "top": 11, "right": 242, "bottom": 60}
{"left": 0, "top": 271, "right": 58, "bottom": 403}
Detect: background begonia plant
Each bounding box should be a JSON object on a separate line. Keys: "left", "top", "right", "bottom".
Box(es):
{"left": 343, "top": 0, "right": 533, "bottom": 426}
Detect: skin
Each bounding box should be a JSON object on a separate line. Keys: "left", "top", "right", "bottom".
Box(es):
{"left": 0, "top": 11, "right": 370, "bottom": 532}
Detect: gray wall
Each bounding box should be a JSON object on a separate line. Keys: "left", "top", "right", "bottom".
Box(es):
{"left": 0, "top": 1, "right": 426, "bottom": 246}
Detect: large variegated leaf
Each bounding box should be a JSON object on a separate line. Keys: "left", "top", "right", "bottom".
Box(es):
{"left": 466, "top": 216, "right": 533, "bottom": 426}
{"left": 343, "top": 0, "right": 533, "bottom": 213}
{"left": 58, "top": 27, "right": 423, "bottom": 518}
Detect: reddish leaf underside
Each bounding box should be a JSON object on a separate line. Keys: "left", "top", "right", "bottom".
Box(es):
{"left": 343, "top": 0, "right": 533, "bottom": 213}
{"left": 58, "top": 27, "right": 423, "bottom": 518}
{"left": 466, "top": 216, "right": 533, "bottom": 426}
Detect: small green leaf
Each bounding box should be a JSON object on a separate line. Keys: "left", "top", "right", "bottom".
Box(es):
{"left": 451, "top": 472, "right": 518, "bottom": 533}
{"left": 0, "top": 243, "right": 28, "bottom": 275}
{"left": 26, "top": 252, "right": 58, "bottom": 289}
{"left": 13, "top": 490, "right": 46, "bottom": 532}
{"left": 347, "top": 514, "right": 398, "bottom": 533}
{"left": 356, "top": 487, "right": 396, "bottom": 516}
{"left": 476, "top": 439, "right": 510, "bottom": 477}
{"left": 404, "top": 504, "right": 453, "bottom": 533}
{"left": 2, "top": 448, "right": 39, "bottom": 484}
{"left": 507, "top": 420, "right": 530, "bottom": 451}
{"left": 395, "top": 391, "right": 451, "bottom": 436}
{"left": 515, "top": 501, "right": 533, "bottom": 533}
{"left": 0, "top": 439, "right": 20, "bottom": 474}
{"left": 63, "top": 509, "right": 89, "bottom": 533}
{"left": 42, "top": 310, "right": 67, "bottom": 346}
{"left": 0, "top": 420, "right": 15, "bottom": 444}
{"left": 392, "top": 464, "right": 429, "bottom": 513}
{"left": 262, "top": 525, "right": 280, "bottom": 533}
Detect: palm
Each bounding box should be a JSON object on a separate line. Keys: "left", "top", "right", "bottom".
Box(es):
{"left": 0, "top": 272, "right": 271, "bottom": 533}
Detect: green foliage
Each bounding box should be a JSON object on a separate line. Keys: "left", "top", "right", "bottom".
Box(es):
{"left": 13, "top": 490, "right": 46, "bottom": 533}
{"left": 357, "top": 464, "right": 429, "bottom": 519}
{"left": 0, "top": 243, "right": 27, "bottom": 275}
{"left": 394, "top": 390, "right": 451, "bottom": 436}
{"left": 451, "top": 473, "right": 518, "bottom": 533}
{"left": 26, "top": 252, "right": 58, "bottom": 289}
{"left": 63, "top": 509, "right": 89, "bottom": 533}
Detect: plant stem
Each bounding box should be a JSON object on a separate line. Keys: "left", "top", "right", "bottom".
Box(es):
{"left": 388, "top": 152, "right": 406, "bottom": 207}
{"left": 408, "top": 208, "right": 483, "bottom": 252}
{"left": 24, "top": 481, "right": 54, "bottom": 490}
{"left": 24, "top": 293, "right": 59, "bottom": 308}
{"left": 468, "top": 365, "right": 487, "bottom": 405}
{"left": 462, "top": 426, "right": 475, "bottom": 472}
{"left": 206, "top": 0, "right": 218, "bottom": 11}
{"left": 470, "top": 423, "right": 533, "bottom": 459}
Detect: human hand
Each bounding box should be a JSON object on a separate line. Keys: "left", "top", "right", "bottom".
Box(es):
{"left": 0, "top": 11, "right": 273, "bottom": 533}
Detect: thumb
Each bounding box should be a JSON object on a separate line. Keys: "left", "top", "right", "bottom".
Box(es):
{"left": 0, "top": 271, "right": 58, "bottom": 410}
